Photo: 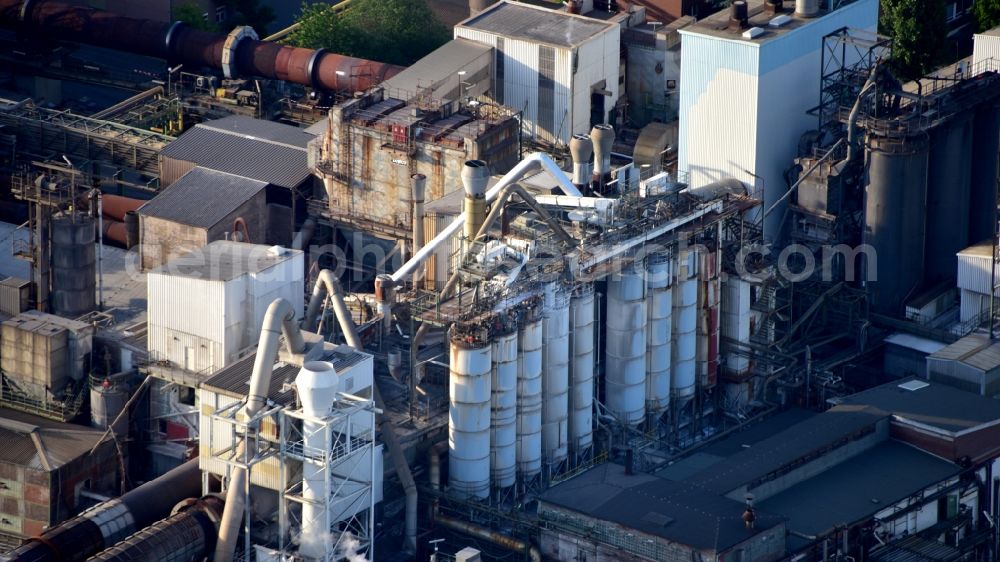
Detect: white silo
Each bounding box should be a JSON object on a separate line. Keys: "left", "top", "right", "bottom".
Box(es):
{"left": 604, "top": 261, "right": 647, "bottom": 426}
{"left": 721, "top": 275, "right": 752, "bottom": 376}
{"left": 490, "top": 327, "right": 518, "bottom": 490}
{"left": 448, "top": 328, "right": 492, "bottom": 500}
{"left": 645, "top": 253, "right": 673, "bottom": 415}
{"left": 569, "top": 283, "right": 595, "bottom": 462}
{"left": 295, "top": 361, "right": 340, "bottom": 560}
{"left": 542, "top": 282, "right": 570, "bottom": 474}
{"left": 516, "top": 311, "right": 543, "bottom": 482}
{"left": 672, "top": 249, "right": 698, "bottom": 402}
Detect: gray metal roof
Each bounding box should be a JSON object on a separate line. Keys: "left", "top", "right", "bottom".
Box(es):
{"left": 927, "top": 333, "right": 1000, "bottom": 373}
{"left": 0, "top": 408, "right": 108, "bottom": 471}
{"left": 830, "top": 377, "right": 1000, "bottom": 434}
{"left": 202, "top": 346, "right": 368, "bottom": 406}
{"left": 459, "top": 1, "right": 616, "bottom": 48}
{"left": 160, "top": 116, "right": 314, "bottom": 189}
{"left": 541, "top": 463, "right": 784, "bottom": 552}
{"left": 683, "top": 406, "right": 887, "bottom": 494}
{"left": 149, "top": 240, "right": 301, "bottom": 281}
{"left": 758, "top": 440, "right": 960, "bottom": 537}
{"left": 138, "top": 167, "right": 267, "bottom": 228}
{"left": 383, "top": 39, "right": 493, "bottom": 99}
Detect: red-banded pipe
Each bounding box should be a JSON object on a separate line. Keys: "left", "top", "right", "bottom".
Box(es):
{"left": 0, "top": 0, "right": 404, "bottom": 92}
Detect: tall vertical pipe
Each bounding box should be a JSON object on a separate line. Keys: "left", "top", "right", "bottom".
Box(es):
{"left": 590, "top": 125, "right": 615, "bottom": 190}
{"left": 448, "top": 328, "right": 492, "bottom": 500}
{"left": 645, "top": 253, "right": 673, "bottom": 415}
{"left": 295, "top": 361, "right": 340, "bottom": 560}
{"left": 721, "top": 276, "right": 752, "bottom": 377}
{"left": 411, "top": 174, "right": 427, "bottom": 285}
{"left": 462, "top": 161, "right": 490, "bottom": 241}
{"left": 604, "top": 260, "right": 647, "bottom": 426}
{"left": 541, "top": 282, "right": 570, "bottom": 476}
{"left": 672, "top": 250, "right": 698, "bottom": 402}
{"left": 569, "top": 283, "right": 595, "bottom": 463}
{"left": 569, "top": 134, "right": 594, "bottom": 190}
{"left": 490, "top": 326, "right": 518, "bottom": 490}
{"left": 516, "top": 310, "right": 544, "bottom": 483}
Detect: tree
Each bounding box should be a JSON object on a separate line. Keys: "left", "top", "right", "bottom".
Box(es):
{"left": 230, "top": 0, "right": 276, "bottom": 37}
{"left": 973, "top": 0, "right": 1000, "bottom": 33}
{"left": 286, "top": 0, "right": 451, "bottom": 67}
{"left": 879, "top": 0, "right": 950, "bottom": 80}
{"left": 172, "top": 1, "right": 219, "bottom": 32}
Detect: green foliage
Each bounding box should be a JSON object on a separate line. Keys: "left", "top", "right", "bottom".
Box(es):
{"left": 172, "top": 1, "right": 218, "bottom": 32}
{"left": 879, "top": 0, "right": 950, "bottom": 80}
{"left": 973, "top": 0, "right": 1000, "bottom": 33}
{"left": 230, "top": 0, "right": 277, "bottom": 37}
{"left": 287, "top": 0, "right": 451, "bottom": 67}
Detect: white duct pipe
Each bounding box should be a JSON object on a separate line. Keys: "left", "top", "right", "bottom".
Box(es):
{"left": 215, "top": 298, "right": 305, "bottom": 562}
{"left": 390, "top": 152, "right": 581, "bottom": 284}
{"left": 412, "top": 174, "right": 426, "bottom": 285}
{"left": 303, "top": 269, "right": 364, "bottom": 349}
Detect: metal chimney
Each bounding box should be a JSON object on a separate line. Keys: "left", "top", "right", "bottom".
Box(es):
{"left": 469, "top": 0, "right": 498, "bottom": 16}
{"left": 765, "top": 0, "right": 784, "bottom": 14}
{"left": 462, "top": 160, "right": 490, "bottom": 240}
{"left": 729, "top": 1, "right": 749, "bottom": 29}
{"left": 795, "top": 0, "right": 820, "bottom": 17}
{"left": 590, "top": 125, "right": 615, "bottom": 189}
{"left": 569, "top": 134, "right": 594, "bottom": 190}
{"left": 411, "top": 173, "right": 427, "bottom": 283}
{"left": 295, "top": 361, "right": 340, "bottom": 560}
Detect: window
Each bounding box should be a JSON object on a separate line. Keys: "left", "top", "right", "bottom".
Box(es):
{"left": 215, "top": 5, "right": 227, "bottom": 23}
{"left": 945, "top": 2, "right": 958, "bottom": 20}
{"left": 538, "top": 45, "right": 556, "bottom": 139}
{"left": 495, "top": 37, "right": 505, "bottom": 105}
{"left": 178, "top": 386, "right": 196, "bottom": 406}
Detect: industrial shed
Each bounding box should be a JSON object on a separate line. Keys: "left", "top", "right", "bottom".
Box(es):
{"left": 926, "top": 333, "right": 1000, "bottom": 396}
{"left": 138, "top": 167, "right": 268, "bottom": 270}
{"left": 0, "top": 409, "right": 117, "bottom": 549}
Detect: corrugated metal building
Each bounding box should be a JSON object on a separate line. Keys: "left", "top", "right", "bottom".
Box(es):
{"left": 883, "top": 333, "right": 947, "bottom": 379}
{"left": 677, "top": 0, "right": 879, "bottom": 239}
{"left": 926, "top": 333, "right": 1000, "bottom": 396}
{"left": 382, "top": 38, "right": 494, "bottom": 102}
{"left": 0, "top": 409, "right": 117, "bottom": 549}
{"left": 973, "top": 26, "right": 1000, "bottom": 69}
{"left": 957, "top": 239, "right": 996, "bottom": 322}
{"left": 146, "top": 241, "right": 304, "bottom": 374}
{"left": 455, "top": 1, "right": 621, "bottom": 145}
{"left": 138, "top": 167, "right": 268, "bottom": 270}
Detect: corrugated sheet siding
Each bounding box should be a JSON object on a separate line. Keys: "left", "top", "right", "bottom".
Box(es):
{"left": 147, "top": 273, "right": 225, "bottom": 370}
{"left": 198, "top": 388, "right": 287, "bottom": 491}
{"left": 974, "top": 33, "right": 1000, "bottom": 69}
{"left": 957, "top": 252, "right": 994, "bottom": 294}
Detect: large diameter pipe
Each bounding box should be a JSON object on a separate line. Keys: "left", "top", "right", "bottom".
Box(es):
{"left": 0, "top": 0, "right": 403, "bottom": 92}
{"left": 2, "top": 459, "right": 201, "bottom": 562}
{"left": 390, "top": 152, "right": 582, "bottom": 284}
{"left": 302, "top": 269, "right": 364, "bottom": 349}
{"left": 462, "top": 160, "right": 490, "bottom": 240}
{"left": 434, "top": 513, "right": 541, "bottom": 562}
{"left": 590, "top": 125, "right": 615, "bottom": 186}
{"left": 215, "top": 298, "right": 305, "bottom": 562}
{"left": 569, "top": 134, "right": 594, "bottom": 188}
{"left": 88, "top": 497, "right": 224, "bottom": 562}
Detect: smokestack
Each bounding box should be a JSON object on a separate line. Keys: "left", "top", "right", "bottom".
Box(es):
{"left": 590, "top": 125, "right": 615, "bottom": 190}
{"left": 411, "top": 173, "right": 427, "bottom": 285}
{"left": 569, "top": 134, "right": 594, "bottom": 190}
{"left": 729, "top": 1, "right": 749, "bottom": 29}
{"left": 469, "top": 0, "right": 498, "bottom": 16}
{"left": 461, "top": 160, "right": 490, "bottom": 240}
{"left": 765, "top": 0, "right": 783, "bottom": 14}
{"left": 566, "top": 0, "right": 582, "bottom": 13}
{"left": 795, "top": 0, "right": 819, "bottom": 17}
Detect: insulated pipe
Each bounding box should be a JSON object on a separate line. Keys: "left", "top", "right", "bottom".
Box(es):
{"left": 434, "top": 513, "right": 541, "bottom": 562}
{"left": 590, "top": 125, "right": 615, "bottom": 187}
{"left": 214, "top": 299, "right": 305, "bottom": 562}
{"left": 87, "top": 497, "right": 224, "bottom": 562}
{"left": 0, "top": 0, "right": 403, "bottom": 92}
{"left": 2, "top": 459, "right": 201, "bottom": 562}
{"left": 99, "top": 195, "right": 144, "bottom": 223}
{"left": 412, "top": 174, "right": 427, "bottom": 284}
{"left": 569, "top": 134, "right": 594, "bottom": 188}
{"left": 428, "top": 441, "right": 448, "bottom": 491}
{"left": 390, "top": 152, "right": 581, "bottom": 284}
{"left": 302, "top": 269, "right": 364, "bottom": 349}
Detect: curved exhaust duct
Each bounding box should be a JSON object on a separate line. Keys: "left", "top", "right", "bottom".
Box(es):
{"left": 302, "top": 269, "right": 364, "bottom": 349}
{"left": 214, "top": 298, "right": 305, "bottom": 562}
{"left": 1, "top": 459, "right": 201, "bottom": 562}
{"left": 0, "top": 0, "right": 403, "bottom": 92}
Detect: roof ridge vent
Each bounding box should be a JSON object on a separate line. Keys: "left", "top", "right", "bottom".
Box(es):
{"left": 769, "top": 14, "right": 793, "bottom": 27}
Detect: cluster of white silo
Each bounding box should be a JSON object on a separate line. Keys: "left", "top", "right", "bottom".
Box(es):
{"left": 541, "top": 282, "right": 571, "bottom": 475}
{"left": 645, "top": 253, "right": 673, "bottom": 416}
{"left": 696, "top": 249, "right": 721, "bottom": 389}
{"left": 604, "top": 260, "right": 648, "bottom": 426}
{"left": 516, "top": 309, "right": 544, "bottom": 484}
{"left": 448, "top": 329, "right": 493, "bottom": 500}
{"left": 569, "top": 283, "right": 595, "bottom": 462}
{"left": 490, "top": 328, "right": 518, "bottom": 490}
{"left": 672, "top": 249, "right": 698, "bottom": 403}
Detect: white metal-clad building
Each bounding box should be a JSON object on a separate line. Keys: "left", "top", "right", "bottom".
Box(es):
{"left": 677, "top": 0, "right": 879, "bottom": 239}
{"left": 973, "top": 27, "right": 1000, "bottom": 70}
{"left": 455, "top": 1, "right": 621, "bottom": 145}
{"left": 147, "top": 241, "right": 304, "bottom": 374}
{"left": 956, "top": 239, "right": 998, "bottom": 322}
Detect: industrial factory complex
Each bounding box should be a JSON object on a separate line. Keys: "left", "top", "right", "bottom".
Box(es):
{"left": 0, "top": 0, "right": 998, "bottom": 560}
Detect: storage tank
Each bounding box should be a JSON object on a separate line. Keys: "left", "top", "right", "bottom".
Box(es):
{"left": 50, "top": 216, "right": 96, "bottom": 317}
{"left": 645, "top": 254, "right": 673, "bottom": 416}
{"left": 970, "top": 101, "right": 1000, "bottom": 245}
{"left": 672, "top": 250, "right": 698, "bottom": 401}
{"left": 569, "top": 283, "right": 595, "bottom": 462}
{"left": 865, "top": 134, "right": 929, "bottom": 315}
{"left": 516, "top": 310, "right": 543, "bottom": 482}
{"left": 925, "top": 113, "right": 974, "bottom": 285}
{"left": 90, "top": 373, "right": 129, "bottom": 437}
{"left": 490, "top": 325, "right": 518, "bottom": 490}
{"left": 449, "top": 328, "right": 492, "bottom": 500}
{"left": 295, "top": 360, "right": 340, "bottom": 560}
{"left": 542, "top": 282, "right": 570, "bottom": 474}
{"left": 697, "top": 250, "right": 720, "bottom": 388}
{"left": 721, "top": 276, "right": 752, "bottom": 377}
{"left": 604, "top": 261, "right": 647, "bottom": 426}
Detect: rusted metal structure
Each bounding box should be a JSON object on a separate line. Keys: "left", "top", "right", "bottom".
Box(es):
{"left": 0, "top": 0, "right": 403, "bottom": 93}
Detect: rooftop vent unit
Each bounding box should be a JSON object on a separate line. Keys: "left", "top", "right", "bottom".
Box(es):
{"left": 729, "top": 1, "right": 749, "bottom": 30}
{"left": 743, "top": 27, "right": 766, "bottom": 39}
{"left": 769, "top": 14, "right": 793, "bottom": 27}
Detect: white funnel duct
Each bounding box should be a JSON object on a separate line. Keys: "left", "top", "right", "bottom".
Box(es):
{"left": 296, "top": 361, "right": 339, "bottom": 560}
